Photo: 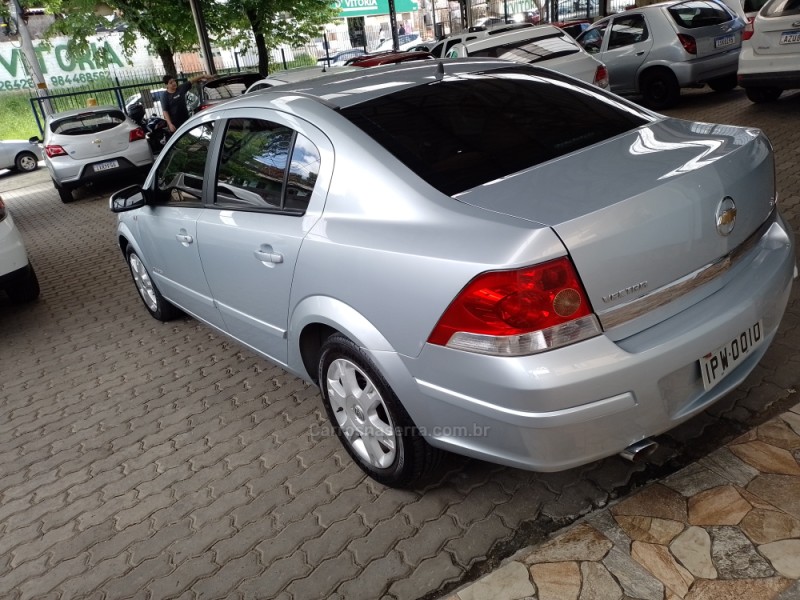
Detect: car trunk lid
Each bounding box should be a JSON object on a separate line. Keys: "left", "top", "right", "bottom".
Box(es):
{"left": 751, "top": 14, "right": 800, "bottom": 56}
{"left": 454, "top": 118, "right": 776, "bottom": 336}
{"left": 49, "top": 109, "right": 132, "bottom": 160}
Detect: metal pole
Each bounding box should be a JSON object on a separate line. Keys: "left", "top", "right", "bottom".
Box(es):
{"left": 388, "top": 0, "right": 399, "bottom": 50}
{"left": 11, "top": 0, "right": 53, "bottom": 115}
{"left": 188, "top": 0, "right": 217, "bottom": 74}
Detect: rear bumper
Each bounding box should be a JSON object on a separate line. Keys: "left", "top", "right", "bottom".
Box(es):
{"left": 46, "top": 143, "right": 153, "bottom": 188}
{"left": 387, "top": 212, "right": 796, "bottom": 472}
{"left": 670, "top": 49, "right": 740, "bottom": 86}
{"left": 738, "top": 71, "right": 800, "bottom": 89}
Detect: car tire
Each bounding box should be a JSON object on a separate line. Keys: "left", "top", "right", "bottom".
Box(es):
{"left": 318, "top": 333, "right": 441, "bottom": 488}
{"left": 640, "top": 69, "right": 680, "bottom": 110}
{"left": 56, "top": 184, "right": 74, "bottom": 203}
{"left": 14, "top": 151, "right": 39, "bottom": 173}
{"left": 745, "top": 87, "right": 782, "bottom": 103}
{"left": 126, "top": 247, "right": 180, "bottom": 321}
{"left": 708, "top": 73, "right": 737, "bottom": 93}
{"left": 6, "top": 265, "right": 40, "bottom": 304}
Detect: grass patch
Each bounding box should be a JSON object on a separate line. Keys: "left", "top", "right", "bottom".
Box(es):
{"left": 0, "top": 92, "right": 41, "bottom": 140}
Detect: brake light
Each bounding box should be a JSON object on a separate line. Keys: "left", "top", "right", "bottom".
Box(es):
{"left": 428, "top": 257, "right": 601, "bottom": 356}
{"left": 197, "top": 103, "right": 212, "bottom": 112}
{"left": 743, "top": 17, "right": 754, "bottom": 41}
{"left": 129, "top": 127, "right": 146, "bottom": 142}
{"left": 44, "top": 145, "right": 68, "bottom": 158}
{"left": 678, "top": 34, "right": 697, "bottom": 54}
{"left": 594, "top": 64, "right": 609, "bottom": 88}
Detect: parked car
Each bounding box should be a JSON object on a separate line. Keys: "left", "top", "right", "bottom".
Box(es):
{"left": 446, "top": 25, "right": 609, "bottom": 88}
{"left": 737, "top": 0, "right": 800, "bottom": 102}
{"left": 373, "top": 33, "right": 422, "bottom": 52}
{"left": 124, "top": 88, "right": 165, "bottom": 119}
{"left": 427, "top": 23, "right": 535, "bottom": 57}
{"left": 245, "top": 67, "right": 360, "bottom": 93}
{"left": 186, "top": 72, "right": 263, "bottom": 114}
{"left": 318, "top": 48, "right": 367, "bottom": 67}
{"left": 0, "top": 138, "right": 42, "bottom": 173}
{"left": 42, "top": 106, "right": 154, "bottom": 203}
{"left": 0, "top": 195, "right": 39, "bottom": 303}
{"left": 110, "top": 60, "right": 796, "bottom": 487}
{"left": 576, "top": 0, "right": 745, "bottom": 108}
{"left": 345, "top": 50, "right": 435, "bottom": 67}
{"left": 554, "top": 19, "right": 592, "bottom": 38}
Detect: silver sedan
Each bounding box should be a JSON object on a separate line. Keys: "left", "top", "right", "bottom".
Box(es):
{"left": 0, "top": 138, "right": 42, "bottom": 173}
{"left": 110, "top": 60, "right": 796, "bottom": 487}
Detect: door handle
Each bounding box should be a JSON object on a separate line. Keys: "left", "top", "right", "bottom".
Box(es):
{"left": 636, "top": 51, "right": 645, "bottom": 56}
{"left": 254, "top": 246, "right": 284, "bottom": 264}
{"left": 175, "top": 233, "right": 193, "bottom": 244}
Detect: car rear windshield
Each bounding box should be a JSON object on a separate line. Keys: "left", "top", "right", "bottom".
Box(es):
{"left": 669, "top": 0, "right": 734, "bottom": 28}
{"left": 50, "top": 110, "right": 126, "bottom": 135}
{"left": 762, "top": 0, "right": 800, "bottom": 17}
{"left": 470, "top": 33, "right": 580, "bottom": 63}
{"left": 339, "top": 67, "right": 650, "bottom": 196}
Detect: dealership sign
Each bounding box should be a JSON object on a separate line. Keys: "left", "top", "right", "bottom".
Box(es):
{"left": 335, "top": 0, "right": 420, "bottom": 17}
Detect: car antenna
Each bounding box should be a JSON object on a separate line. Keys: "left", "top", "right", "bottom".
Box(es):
{"left": 434, "top": 61, "right": 444, "bottom": 81}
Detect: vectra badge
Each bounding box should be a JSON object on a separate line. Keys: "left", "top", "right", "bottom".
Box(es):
{"left": 716, "top": 197, "right": 737, "bottom": 236}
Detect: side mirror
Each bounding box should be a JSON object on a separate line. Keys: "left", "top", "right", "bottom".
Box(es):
{"left": 110, "top": 184, "right": 148, "bottom": 212}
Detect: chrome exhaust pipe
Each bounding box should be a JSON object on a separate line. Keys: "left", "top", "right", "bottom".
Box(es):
{"left": 619, "top": 438, "right": 658, "bottom": 462}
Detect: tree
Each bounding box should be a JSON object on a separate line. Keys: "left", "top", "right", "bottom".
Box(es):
{"left": 226, "top": 0, "right": 339, "bottom": 75}
{"left": 37, "top": 0, "right": 225, "bottom": 75}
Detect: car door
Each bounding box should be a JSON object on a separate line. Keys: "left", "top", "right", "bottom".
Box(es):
{"left": 196, "top": 110, "right": 332, "bottom": 365}
{"left": 598, "top": 13, "right": 654, "bottom": 93}
{"left": 0, "top": 142, "right": 12, "bottom": 170}
{"left": 134, "top": 120, "right": 224, "bottom": 327}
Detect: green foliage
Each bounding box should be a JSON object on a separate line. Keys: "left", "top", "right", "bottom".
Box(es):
{"left": 0, "top": 92, "right": 40, "bottom": 139}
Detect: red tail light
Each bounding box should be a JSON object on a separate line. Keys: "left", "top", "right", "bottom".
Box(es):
{"left": 594, "top": 64, "right": 609, "bottom": 88}
{"left": 129, "top": 127, "right": 147, "bottom": 142}
{"left": 197, "top": 103, "right": 212, "bottom": 112}
{"left": 44, "top": 145, "right": 68, "bottom": 158}
{"left": 678, "top": 34, "right": 697, "bottom": 54}
{"left": 743, "top": 17, "right": 755, "bottom": 41}
{"left": 428, "top": 258, "right": 600, "bottom": 356}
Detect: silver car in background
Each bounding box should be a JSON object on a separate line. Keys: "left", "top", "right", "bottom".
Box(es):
{"left": 576, "top": 0, "right": 745, "bottom": 108}
{"left": 0, "top": 139, "right": 42, "bottom": 173}
{"left": 110, "top": 61, "right": 796, "bottom": 488}
{"left": 42, "top": 106, "right": 154, "bottom": 203}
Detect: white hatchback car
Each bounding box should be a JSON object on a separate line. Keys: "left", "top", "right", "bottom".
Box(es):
{"left": 42, "top": 106, "right": 154, "bottom": 203}
{"left": 446, "top": 25, "right": 610, "bottom": 88}
{"left": 0, "top": 195, "right": 39, "bottom": 303}
{"left": 738, "top": 0, "right": 800, "bottom": 102}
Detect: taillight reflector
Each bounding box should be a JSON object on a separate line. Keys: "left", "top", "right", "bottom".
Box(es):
{"left": 44, "top": 145, "right": 68, "bottom": 158}
{"left": 678, "top": 34, "right": 697, "bottom": 54}
{"left": 594, "top": 64, "right": 609, "bottom": 89}
{"left": 129, "top": 127, "right": 147, "bottom": 142}
{"left": 743, "top": 17, "right": 754, "bottom": 41}
{"left": 428, "top": 258, "right": 600, "bottom": 356}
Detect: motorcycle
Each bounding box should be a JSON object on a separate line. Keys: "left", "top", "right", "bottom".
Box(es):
{"left": 126, "top": 102, "right": 170, "bottom": 155}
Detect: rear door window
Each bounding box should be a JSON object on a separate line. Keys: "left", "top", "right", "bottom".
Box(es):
{"left": 608, "top": 15, "right": 649, "bottom": 49}
{"left": 669, "top": 1, "right": 735, "bottom": 27}
{"left": 763, "top": 0, "right": 800, "bottom": 17}
{"left": 339, "top": 66, "right": 650, "bottom": 196}
{"left": 50, "top": 109, "right": 126, "bottom": 135}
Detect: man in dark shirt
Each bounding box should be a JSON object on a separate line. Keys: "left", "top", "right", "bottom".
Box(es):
{"left": 160, "top": 73, "right": 211, "bottom": 132}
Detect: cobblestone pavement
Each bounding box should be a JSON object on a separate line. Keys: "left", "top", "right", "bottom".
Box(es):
{"left": 0, "top": 87, "right": 798, "bottom": 600}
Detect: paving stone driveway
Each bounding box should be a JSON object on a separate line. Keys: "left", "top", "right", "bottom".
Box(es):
{"left": 1, "top": 88, "right": 798, "bottom": 600}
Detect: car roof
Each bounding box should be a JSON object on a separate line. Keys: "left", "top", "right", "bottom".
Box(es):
{"left": 219, "top": 58, "right": 549, "bottom": 111}
{"left": 459, "top": 24, "right": 566, "bottom": 49}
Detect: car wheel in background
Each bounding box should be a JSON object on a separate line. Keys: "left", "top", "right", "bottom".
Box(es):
{"left": 6, "top": 265, "right": 40, "bottom": 303}
{"left": 14, "top": 152, "right": 39, "bottom": 173}
{"left": 318, "top": 333, "right": 441, "bottom": 488}
{"left": 126, "top": 248, "right": 180, "bottom": 321}
{"left": 640, "top": 68, "right": 680, "bottom": 110}
{"left": 708, "top": 73, "right": 738, "bottom": 93}
{"left": 55, "top": 183, "right": 74, "bottom": 204}
{"left": 745, "top": 87, "right": 782, "bottom": 103}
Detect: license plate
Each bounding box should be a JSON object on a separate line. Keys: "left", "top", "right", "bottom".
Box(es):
{"left": 93, "top": 159, "right": 119, "bottom": 172}
{"left": 714, "top": 34, "right": 736, "bottom": 48}
{"left": 780, "top": 30, "right": 800, "bottom": 44}
{"left": 699, "top": 321, "right": 763, "bottom": 391}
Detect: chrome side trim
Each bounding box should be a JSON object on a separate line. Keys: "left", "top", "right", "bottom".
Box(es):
{"left": 598, "top": 209, "right": 777, "bottom": 330}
